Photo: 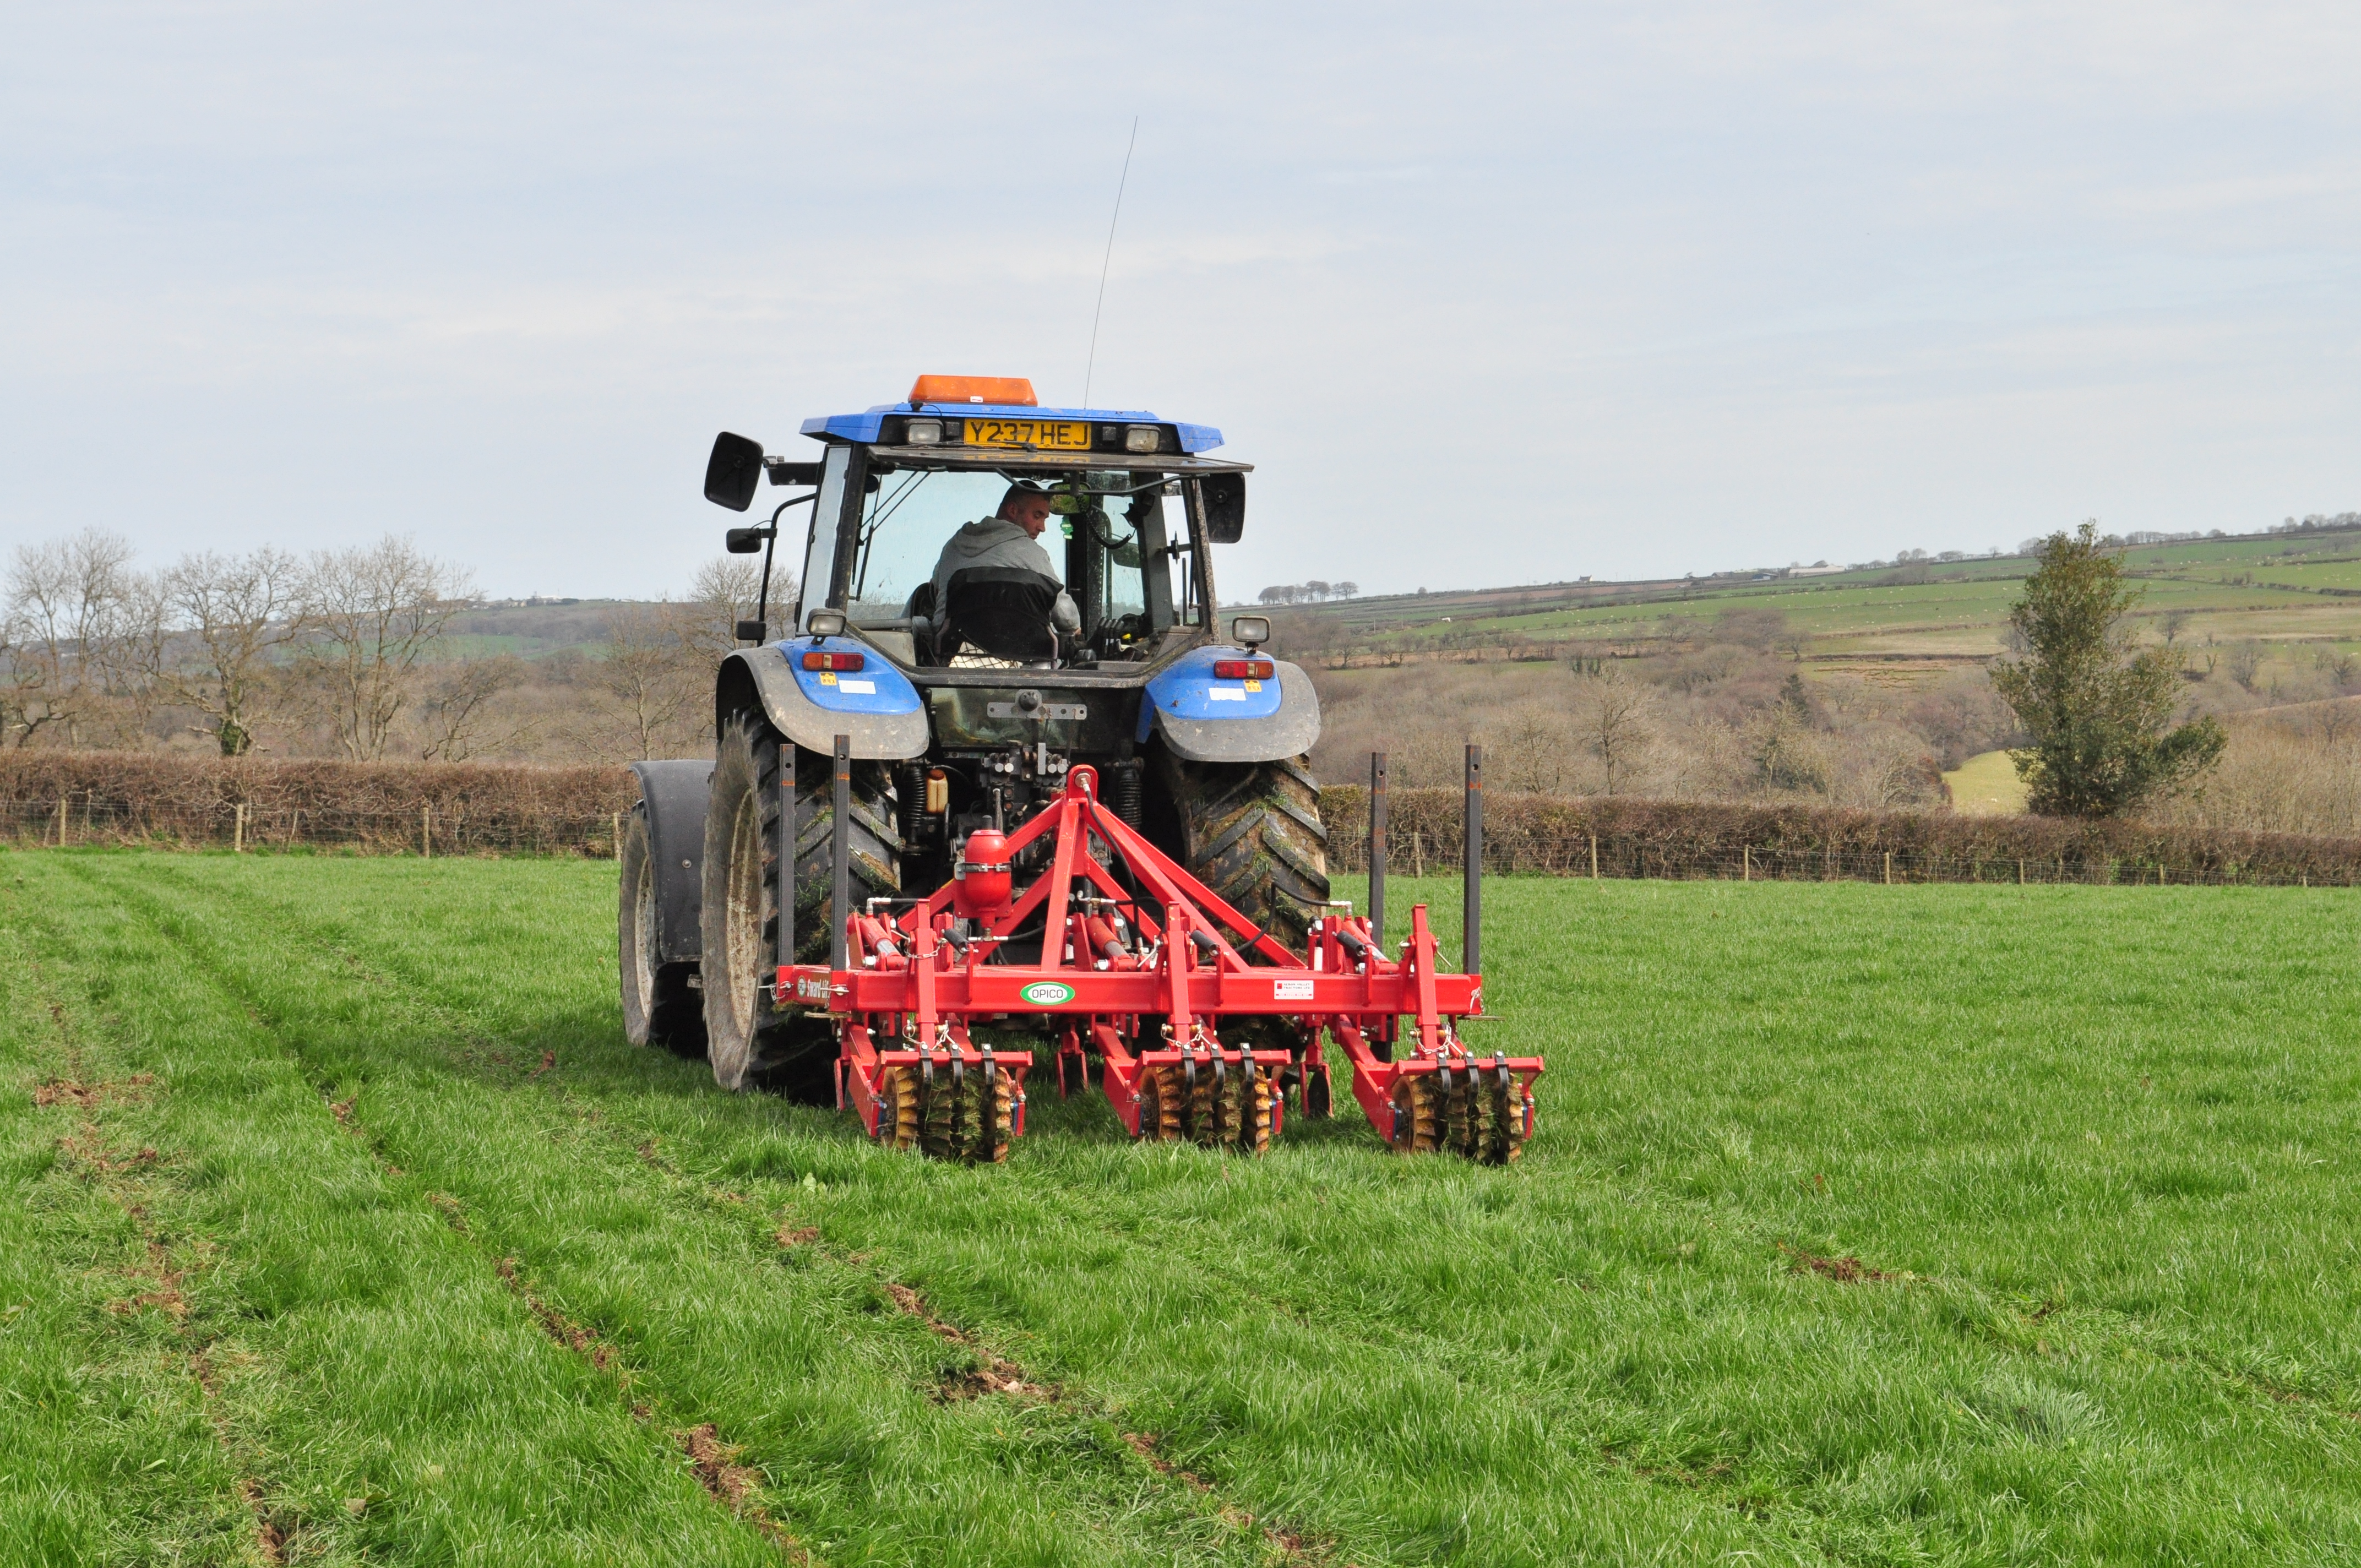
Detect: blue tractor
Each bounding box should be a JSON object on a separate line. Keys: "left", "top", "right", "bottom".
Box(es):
{"left": 619, "top": 374, "right": 1331, "bottom": 1099}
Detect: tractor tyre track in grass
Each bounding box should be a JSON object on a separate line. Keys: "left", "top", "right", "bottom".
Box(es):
{"left": 1, "top": 902, "right": 273, "bottom": 1564}
{"left": 25, "top": 852, "right": 2361, "bottom": 1565}
{"left": 58, "top": 853, "right": 1285, "bottom": 1568}
{"left": 9, "top": 865, "right": 784, "bottom": 1568}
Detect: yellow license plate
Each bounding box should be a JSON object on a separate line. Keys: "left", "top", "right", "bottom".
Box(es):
{"left": 964, "top": 417, "right": 1091, "bottom": 451}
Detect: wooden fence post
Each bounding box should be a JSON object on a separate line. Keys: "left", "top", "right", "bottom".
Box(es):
{"left": 1884, "top": 851, "right": 1892, "bottom": 885}
{"left": 2017, "top": 858, "right": 2024, "bottom": 885}
{"left": 233, "top": 803, "right": 246, "bottom": 854}
{"left": 1588, "top": 832, "right": 1598, "bottom": 880}
{"left": 1742, "top": 846, "right": 1751, "bottom": 883}
{"left": 422, "top": 806, "right": 432, "bottom": 859}
{"left": 611, "top": 811, "right": 623, "bottom": 859}
{"left": 56, "top": 796, "right": 68, "bottom": 847}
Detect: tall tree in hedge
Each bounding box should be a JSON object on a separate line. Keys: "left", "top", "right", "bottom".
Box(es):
{"left": 1992, "top": 522, "right": 2224, "bottom": 816}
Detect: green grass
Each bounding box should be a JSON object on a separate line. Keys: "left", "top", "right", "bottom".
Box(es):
{"left": 6, "top": 852, "right": 2361, "bottom": 1563}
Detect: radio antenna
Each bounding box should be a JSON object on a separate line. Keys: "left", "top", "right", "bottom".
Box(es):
{"left": 1082, "top": 117, "right": 1138, "bottom": 410}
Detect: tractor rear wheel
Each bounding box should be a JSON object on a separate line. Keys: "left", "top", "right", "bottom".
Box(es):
{"left": 1151, "top": 753, "right": 1329, "bottom": 1074}
{"left": 618, "top": 803, "right": 704, "bottom": 1055}
{"left": 1150, "top": 753, "right": 1330, "bottom": 950}
{"left": 702, "top": 716, "right": 795, "bottom": 1091}
{"left": 701, "top": 714, "right": 905, "bottom": 1096}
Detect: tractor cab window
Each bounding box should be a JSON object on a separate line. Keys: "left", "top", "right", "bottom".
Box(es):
{"left": 831, "top": 464, "right": 1183, "bottom": 664}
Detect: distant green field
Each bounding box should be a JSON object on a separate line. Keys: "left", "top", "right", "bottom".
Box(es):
{"left": 1314, "top": 529, "right": 2361, "bottom": 667}
{"left": 7, "top": 854, "right": 2361, "bottom": 1564}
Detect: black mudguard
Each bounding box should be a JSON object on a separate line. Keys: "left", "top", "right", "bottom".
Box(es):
{"left": 629, "top": 760, "right": 711, "bottom": 965}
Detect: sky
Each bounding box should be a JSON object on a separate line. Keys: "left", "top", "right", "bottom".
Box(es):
{"left": 5, "top": 1, "right": 2360, "bottom": 601}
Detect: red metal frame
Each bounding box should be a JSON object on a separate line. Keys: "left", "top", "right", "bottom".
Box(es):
{"left": 776, "top": 766, "right": 1542, "bottom": 1152}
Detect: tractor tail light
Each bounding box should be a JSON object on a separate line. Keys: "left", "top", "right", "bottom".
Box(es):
{"left": 1212, "top": 659, "right": 1274, "bottom": 679}
{"left": 802, "top": 651, "right": 866, "bottom": 672}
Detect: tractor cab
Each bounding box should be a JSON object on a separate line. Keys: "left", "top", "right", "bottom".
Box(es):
{"left": 705, "top": 373, "right": 1248, "bottom": 679}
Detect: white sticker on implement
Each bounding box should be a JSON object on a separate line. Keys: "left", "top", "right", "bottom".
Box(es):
{"left": 836, "top": 679, "right": 877, "bottom": 695}
{"left": 1274, "top": 978, "right": 1315, "bottom": 1001}
{"left": 1208, "top": 685, "right": 1246, "bottom": 701}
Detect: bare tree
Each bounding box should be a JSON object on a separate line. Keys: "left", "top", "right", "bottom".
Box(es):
{"left": 296, "top": 536, "right": 472, "bottom": 761}
{"left": 414, "top": 654, "right": 529, "bottom": 760}
{"left": 2159, "top": 609, "right": 2192, "bottom": 648}
{"left": 1574, "top": 667, "right": 1657, "bottom": 796}
{"left": 149, "top": 547, "right": 305, "bottom": 755}
{"left": 574, "top": 606, "right": 706, "bottom": 760}
{"left": 677, "top": 557, "right": 774, "bottom": 666}
{"left": 2, "top": 530, "right": 141, "bottom": 747}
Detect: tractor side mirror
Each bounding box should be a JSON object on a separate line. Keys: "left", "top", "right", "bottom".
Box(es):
{"left": 1200, "top": 473, "right": 1245, "bottom": 543}
{"left": 766, "top": 460, "right": 823, "bottom": 487}
{"left": 704, "top": 431, "right": 765, "bottom": 512}
{"left": 724, "top": 526, "right": 768, "bottom": 554}
{"left": 735, "top": 618, "right": 768, "bottom": 643}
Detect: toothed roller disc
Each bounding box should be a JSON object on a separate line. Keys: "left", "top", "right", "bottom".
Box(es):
{"left": 1389, "top": 1072, "right": 1441, "bottom": 1155}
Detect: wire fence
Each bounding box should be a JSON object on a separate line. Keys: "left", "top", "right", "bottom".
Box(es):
{"left": 1329, "top": 829, "right": 2353, "bottom": 889}
{"left": 2, "top": 797, "right": 623, "bottom": 858}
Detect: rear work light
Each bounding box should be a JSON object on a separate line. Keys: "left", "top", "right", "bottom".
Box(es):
{"left": 1123, "top": 424, "right": 1163, "bottom": 453}
{"left": 802, "top": 650, "right": 866, "bottom": 672}
{"left": 905, "top": 418, "right": 943, "bottom": 444}
{"left": 1212, "top": 659, "right": 1274, "bottom": 679}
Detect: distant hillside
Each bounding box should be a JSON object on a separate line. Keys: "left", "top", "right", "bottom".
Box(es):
{"left": 1256, "top": 520, "right": 2361, "bottom": 679}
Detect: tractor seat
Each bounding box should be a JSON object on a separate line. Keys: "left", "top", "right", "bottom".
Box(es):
{"left": 939, "top": 567, "right": 1059, "bottom": 665}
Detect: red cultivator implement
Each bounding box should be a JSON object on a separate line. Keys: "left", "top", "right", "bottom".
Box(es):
{"left": 779, "top": 753, "right": 1541, "bottom": 1163}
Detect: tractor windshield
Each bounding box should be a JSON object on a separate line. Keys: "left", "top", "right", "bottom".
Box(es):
{"left": 826, "top": 465, "right": 1185, "bottom": 661}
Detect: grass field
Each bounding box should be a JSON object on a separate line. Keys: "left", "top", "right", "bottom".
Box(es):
{"left": 1306, "top": 526, "right": 2361, "bottom": 672}
{"left": 7, "top": 852, "right": 2361, "bottom": 1565}
{"left": 1942, "top": 750, "right": 2031, "bottom": 816}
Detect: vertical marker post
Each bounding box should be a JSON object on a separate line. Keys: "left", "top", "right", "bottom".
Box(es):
{"left": 1464, "top": 744, "right": 1482, "bottom": 976}
{"left": 831, "top": 735, "right": 852, "bottom": 971}
{"left": 1368, "top": 750, "right": 1388, "bottom": 945}
{"left": 778, "top": 744, "right": 797, "bottom": 973}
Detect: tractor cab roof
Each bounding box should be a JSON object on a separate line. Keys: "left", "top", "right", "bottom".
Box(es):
{"left": 795, "top": 373, "right": 1236, "bottom": 472}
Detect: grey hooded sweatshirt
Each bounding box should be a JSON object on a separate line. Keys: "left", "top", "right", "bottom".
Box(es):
{"left": 928, "top": 519, "right": 1081, "bottom": 634}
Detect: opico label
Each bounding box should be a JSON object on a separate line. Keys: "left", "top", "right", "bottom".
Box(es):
{"left": 1273, "top": 978, "right": 1316, "bottom": 1001}
{"left": 1019, "top": 981, "right": 1076, "bottom": 1006}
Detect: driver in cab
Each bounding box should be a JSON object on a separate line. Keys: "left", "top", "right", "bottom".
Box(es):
{"left": 927, "top": 481, "right": 1082, "bottom": 663}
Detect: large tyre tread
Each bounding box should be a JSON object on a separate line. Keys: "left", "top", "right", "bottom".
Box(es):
{"left": 789, "top": 746, "right": 902, "bottom": 968}
{"left": 1152, "top": 752, "right": 1330, "bottom": 954}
